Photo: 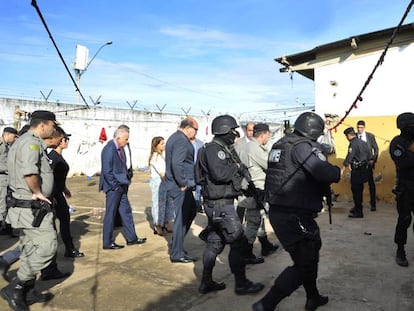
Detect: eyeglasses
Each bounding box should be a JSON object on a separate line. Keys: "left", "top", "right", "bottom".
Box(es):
{"left": 191, "top": 126, "right": 198, "bottom": 132}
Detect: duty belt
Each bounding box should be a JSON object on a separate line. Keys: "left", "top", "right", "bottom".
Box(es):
{"left": 9, "top": 198, "right": 32, "bottom": 208}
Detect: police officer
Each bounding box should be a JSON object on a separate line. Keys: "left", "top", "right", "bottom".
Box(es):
{"left": 342, "top": 127, "right": 373, "bottom": 218}
{"left": 1, "top": 110, "right": 58, "bottom": 310}
{"left": 252, "top": 112, "right": 341, "bottom": 311}
{"left": 196, "top": 115, "right": 264, "bottom": 295}
{"left": 0, "top": 127, "right": 18, "bottom": 234}
{"left": 389, "top": 112, "right": 414, "bottom": 267}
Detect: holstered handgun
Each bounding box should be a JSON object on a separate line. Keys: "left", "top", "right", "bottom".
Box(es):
{"left": 31, "top": 200, "right": 52, "bottom": 227}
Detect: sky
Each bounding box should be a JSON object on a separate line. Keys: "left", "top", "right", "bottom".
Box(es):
{"left": 1, "top": 0, "right": 413, "bottom": 121}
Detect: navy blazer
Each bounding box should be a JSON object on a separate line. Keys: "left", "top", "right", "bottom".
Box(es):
{"left": 165, "top": 130, "right": 195, "bottom": 191}
{"left": 99, "top": 139, "right": 130, "bottom": 193}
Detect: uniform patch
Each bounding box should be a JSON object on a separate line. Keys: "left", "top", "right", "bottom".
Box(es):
{"left": 393, "top": 148, "right": 403, "bottom": 157}
{"left": 269, "top": 149, "right": 282, "bottom": 162}
{"left": 29, "top": 144, "right": 40, "bottom": 151}
{"left": 217, "top": 150, "right": 226, "bottom": 160}
{"left": 314, "top": 149, "right": 326, "bottom": 161}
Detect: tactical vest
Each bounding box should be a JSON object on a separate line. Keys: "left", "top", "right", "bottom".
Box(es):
{"left": 265, "top": 134, "right": 323, "bottom": 212}
{"left": 195, "top": 141, "right": 241, "bottom": 200}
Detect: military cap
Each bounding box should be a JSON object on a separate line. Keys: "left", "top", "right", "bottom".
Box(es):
{"left": 3, "top": 127, "right": 18, "bottom": 135}
{"left": 30, "top": 110, "right": 59, "bottom": 124}
{"left": 343, "top": 127, "right": 355, "bottom": 135}
{"left": 55, "top": 126, "right": 71, "bottom": 139}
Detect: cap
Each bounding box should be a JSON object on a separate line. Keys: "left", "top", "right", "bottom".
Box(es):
{"left": 55, "top": 126, "right": 71, "bottom": 138}
{"left": 3, "top": 127, "right": 18, "bottom": 135}
{"left": 343, "top": 127, "right": 355, "bottom": 135}
{"left": 357, "top": 120, "right": 365, "bottom": 126}
{"left": 253, "top": 123, "right": 270, "bottom": 135}
{"left": 30, "top": 110, "right": 59, "bottom": 124}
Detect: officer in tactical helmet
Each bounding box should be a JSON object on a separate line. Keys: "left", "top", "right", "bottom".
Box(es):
{"left": 195, "top": 114, "right": 264, "bottom": 296}
{"left": 389, "top": 112, "right": 414, "bottom": 267}
{"left": 253, "top": 112, "right": 341, "bottom": 311}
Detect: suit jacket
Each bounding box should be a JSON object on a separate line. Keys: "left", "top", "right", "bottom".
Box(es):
{"left": 99, "top": 139, "right": 130, "bottom": 193}
{"left": 165, "top": 130, "right": 195, "bottom": 191}
{"left": 365, "top": 131, "right": 379, "bottom": 162}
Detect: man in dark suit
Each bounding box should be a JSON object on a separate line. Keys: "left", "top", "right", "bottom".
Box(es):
{"left": 165, "top": 117, "right": 199, "bottom": 263}
{"left": 99, "top": 127, "right": 146, "bottom": 250}
{"left": 356, "top": 120, "right": 379, "bottom": 211}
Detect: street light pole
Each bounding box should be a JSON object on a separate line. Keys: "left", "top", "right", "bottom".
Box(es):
{"left": 75, "top": 41, "right": 112, "bottom": 104}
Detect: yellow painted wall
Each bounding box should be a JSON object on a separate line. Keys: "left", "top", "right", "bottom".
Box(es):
{"left": 327, "top": 115, "right": 399, "bottom": 204}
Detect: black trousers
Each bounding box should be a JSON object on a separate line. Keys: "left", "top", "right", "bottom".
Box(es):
{"left": 54, "top": 192, "right": 74, "bottom": 251}
{"left": 367, "top": 164, "right": 376, "bottom": 208}
{"left": 351, "top": 168, "right": 368, "bottom": 213}
{"left": 261, "top": 209, "right": 321, "bottom": 309}
{"left": 394, "top": 182, "right": 414, "bottom": 245}
{"left": 202, "top": 200, "right": 247, "bottom": 279}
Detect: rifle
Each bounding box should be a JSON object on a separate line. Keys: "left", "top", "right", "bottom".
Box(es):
{"left": 213, "top": 140, "right": 267, "bottom": 213}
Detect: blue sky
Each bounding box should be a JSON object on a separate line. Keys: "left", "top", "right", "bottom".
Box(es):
{"left": 1, "top": 0, "right": 413, "bottom": 120}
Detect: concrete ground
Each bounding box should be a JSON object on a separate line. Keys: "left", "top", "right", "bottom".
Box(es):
{"left": 0, "top": 171, "right": 413, "bottom": 311}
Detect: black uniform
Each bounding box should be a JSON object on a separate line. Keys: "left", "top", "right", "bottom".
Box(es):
{"left": 390, "top": 135, "right": 414, "bottom": 248}
{"left": 343, "top": 136, "right": 372, "bottom": 216}
{"left": 196, "top": 137, "right": 263, "bottom": 294}
{"left": 258, "top": 133, "right": 340, "bottom": 310}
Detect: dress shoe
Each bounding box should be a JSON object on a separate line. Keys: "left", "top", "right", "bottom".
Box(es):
{"left": 127, "top": 238, "right": 147, "bottom": 245}
{"left": 198, "top": 280, "right": 226, "bottom": 294}
{"left": 370, "top": 205, "right": 376, "bottom": 211}
{"left": 0, "top": 256, "right": 10, "bottom": 282}
{"left": 235, "top": 280, "right": 264, "bottom": 295}
{"left": 64, "top": 249, "right": 85, "bottom": 258}
{"left": 396, "top": 249, "right": 409, "bottom": 267}
{"left": 170, "top": 255, "right": 195, "bottom": 263}
{"left": 40, "top": 270, "right": 71, "bottom": 281}
{"left": 103, "top": 243, "right": 124, "bottom": 250}
{"left": 305, "top": 295, "right": 329, "bottom": 311}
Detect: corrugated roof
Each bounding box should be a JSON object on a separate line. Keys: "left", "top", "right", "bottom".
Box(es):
{"left": 275, "top": 23, "right": 414, "bottom": 80}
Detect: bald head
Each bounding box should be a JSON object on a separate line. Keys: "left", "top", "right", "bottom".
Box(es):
{"left": 180, "top": 117, "right": 199, "bottom": 140}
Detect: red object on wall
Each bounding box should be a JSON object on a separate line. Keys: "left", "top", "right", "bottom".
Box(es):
{"left": 99, "top": 127, "right": 107, "bottom": 142}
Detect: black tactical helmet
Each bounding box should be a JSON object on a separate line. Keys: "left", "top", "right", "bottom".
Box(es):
{"left": 212, "top": 115, "right": 239, "bottom": 135}
{"left": 396, "top": 112, "right": 414, "bottom": 129}
{"left": 294, "top": 112, "right": 325, "bottom": 140}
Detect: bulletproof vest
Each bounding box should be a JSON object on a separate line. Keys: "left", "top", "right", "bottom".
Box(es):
{"left": 265, "top": 134, "right": 322, "bottom": 210}
{"left": 195, "top": 141, "right": 241, "bottom": 200}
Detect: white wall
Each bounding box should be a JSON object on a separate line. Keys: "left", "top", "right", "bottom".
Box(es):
{"left": 314, "top": 43, "right": 414, "bottom": 117}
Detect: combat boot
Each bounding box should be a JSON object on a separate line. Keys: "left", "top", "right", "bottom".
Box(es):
{"left": 198, "top": 270, "right": 226, "bottom": 294}
{"left": 305, "top": 294, "right": 329, "bottom": 311}
{"left": 243, "top": 244, "right": 264, "bottom": 264}
{"left": 396, "top": 246, "right": 409, "bottom": 267}
{"left": 258, "top": 235, "right": 279, "bottom": 256}
{"left": 0, "top": 255, "right": 10, "bottom": 282}
{"left": 0, "top": 278, "right": 29, "bottom": 311}
{"left": 235, "top": 273, "right": 264, "bottom": 295}
{"left": 25, "top": 279, "right": 54, "bottom": 305}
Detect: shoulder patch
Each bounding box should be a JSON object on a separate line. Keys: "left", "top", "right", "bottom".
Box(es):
{"left": 313, "top": 149, "right": 326, "bottom": 161}
{"left": 269, "top": 149, "right": 282, "bottom": 162}
{"left": 29, "top": 144, "right": 40, "bottom": 151}
{"left": 393, "top": 147, "right": 403, "bottom": 158}
{"left": 217, "top": 150, "right": 226, "bottom": 160}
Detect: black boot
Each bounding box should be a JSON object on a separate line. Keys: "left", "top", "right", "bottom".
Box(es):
{"left": 198, "top": 270, "right": 226, "bottom": 294}
{"left": 243, "top": 244, "right": 264, "bottom": 265}
{"left": 0, "top": 278, "right": 29, "bottom": 311}
{"left": 305, "top": 295, "right": 329, "bottom": 311}
{"left": 252, "top": 284, "right": 287, "bottom": 311}
{"left": 258, "top": 236, "right": 279, "bottom": 257}
{"left": 396, "top": 245, "right": 409, "bottom": 267}
{"left": 235, "top": 273, "right": 264, "bottom": 295}
{"left": 25, "top": 279, "right": 54, "bottom": 305}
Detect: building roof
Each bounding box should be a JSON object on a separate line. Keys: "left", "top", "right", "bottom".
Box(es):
{"left": 275, "top": 23, "right": 414, "bottom": 80}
